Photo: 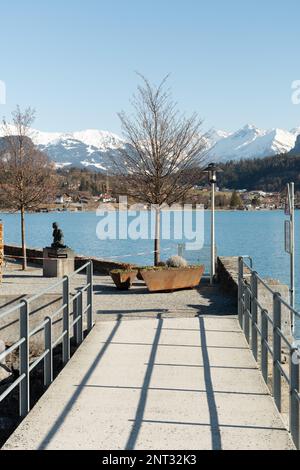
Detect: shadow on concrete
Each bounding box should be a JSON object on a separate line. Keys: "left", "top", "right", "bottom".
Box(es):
{"left": 159, "top": 327, "right": 242, "bottom": 334}
{"left": 37, "top": 316, "right": 123, "bottom": 450}
{"left": 79, "top": 384, "right": 269, "bottom": 397}
{"left": 93, "top": 284, "right": 148, "bottom": 296}
{"left": 125, "top": 314, "right": 163, "bottom": 450}
{"left": 147, "top": 363, "right": 257, "bottom": 371}
{"left": 104, "top": 341, "right": 248, "bottom": 350}
{"left": 129, "top": 419, "right": 287, "bottom": 433}
{"left": 97, "top": 308, "right": 169, "bottom": 316}
{"left": 3, "top": 274, "right": 43, "bottom": 279}
{"left": 199, "top": 316, "right": 222, "bottom": 450}
{"left": 187, "top": 289, "right": 236, "bottom": 316}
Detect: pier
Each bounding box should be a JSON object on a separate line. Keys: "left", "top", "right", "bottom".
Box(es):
{"left": 0, "top": 257, "right": 298, "bottom": 450}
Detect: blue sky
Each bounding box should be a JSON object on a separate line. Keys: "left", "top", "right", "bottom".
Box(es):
{"left": 0, "top": 0, "right": 299, "bottom": 134}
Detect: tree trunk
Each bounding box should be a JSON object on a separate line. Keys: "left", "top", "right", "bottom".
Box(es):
{"left": 154, "top": 207, "right": 161, "bottom": 266}
{"left": 20, "top": 206, "right": 27, "bottom": 270}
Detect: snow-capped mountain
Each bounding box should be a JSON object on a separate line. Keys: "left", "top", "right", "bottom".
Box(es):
{"left": 1, "top": 124, "right": 300, "bottom": 171}
{"left": 290, "top": 127, "right": 300, "bottom": 137}
{"left": 33, "top": 129, "right": 126, "bottom": 171}
{"left": 206, "top": 124, "right": 299, "bottom": 162}
{"left": 289, "top": 135, "right": 300, "bottom": 155}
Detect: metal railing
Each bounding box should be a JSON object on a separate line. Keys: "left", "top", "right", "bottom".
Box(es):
{"left": 0, "top": 260, "right": 94, "bottom": 417}
{"left": 238, "top": 256, "right": 300, "bottom": 449}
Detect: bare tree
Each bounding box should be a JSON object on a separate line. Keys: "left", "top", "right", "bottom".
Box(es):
{"left": 0, "top": 106, "right": 57, "bottom": 269}
{"left": 112, "top": 75, "right": 207, "bottom": 265}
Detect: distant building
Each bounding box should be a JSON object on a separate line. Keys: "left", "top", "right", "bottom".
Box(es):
{"left": 99, "top": 193, "right": 116, "bottom": 203}
{"left": 55, "top": 195, "right": 64, "bottom": 204}
{"left": 250, "top": 190, "right": 267, "bottom": 198}
{"left": 55, "top": 194, "right": 73, "bottom": 204}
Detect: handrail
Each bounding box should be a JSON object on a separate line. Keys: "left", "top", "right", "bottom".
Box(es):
{"left": 0, "top": 338, "right": 25, "bottom": 362}
{"left": 29, "top": 318, "right": 49, "bottom": 338}
{"left": 0, "top": 259, "right": 94, "bottom": 418}
{"left": 278, "top": 295, "right": 300, "bottom": 319}
{"left": 0, "top": 374, "right": 26, "bottom": 402}
{"left": 238, "top": 256, "right": 300, "bottom": 449}
{"left": 240, "top": 257, "right": 300, "bottom": 317}
{"left": 25, "top": 261, "right": 91, "bottom": 304}
{"left": 68, "top": 261, "right": 91, "bottom": 279}
{"left": 0, "top": 301, "right": 24, "bottom": 320}
{"left": 256, "top": 275, "right": 276, "bottom": 296}
{"left": 28, "top": 277, "right": 66, "bottom": 304}
{"left": 50, "top": 302, "right": 67, "bottom": 320}
{"left": 241, "top": 255, "right": 253, "bottom": 269}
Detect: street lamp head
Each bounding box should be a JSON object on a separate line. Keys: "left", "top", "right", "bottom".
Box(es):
{"left": 202, "top": 162, "right": 223, "bottom": 184}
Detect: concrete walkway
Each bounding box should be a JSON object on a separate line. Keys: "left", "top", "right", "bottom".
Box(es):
{"left": 3, "top": 315, "right": 294, "bottom": 450}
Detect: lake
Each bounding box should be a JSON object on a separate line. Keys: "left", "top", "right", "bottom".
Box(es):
{"left": 0, "top": 209, "right": 299, "bottom": 312}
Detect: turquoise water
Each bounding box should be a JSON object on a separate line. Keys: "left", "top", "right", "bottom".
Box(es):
{"left": 0, "top": 210, "right": 299, "bottom": 310}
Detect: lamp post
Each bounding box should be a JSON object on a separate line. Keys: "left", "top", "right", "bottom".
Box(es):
{"left": 203, "top": 163, "right": 223, "bottom": 285}
{"left": 284, "top": 182, "right": 295, "bottom": 332}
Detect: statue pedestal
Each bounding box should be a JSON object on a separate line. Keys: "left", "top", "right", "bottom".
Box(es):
{"left": 43, "top": 247, "right": 75, "bottom": 278}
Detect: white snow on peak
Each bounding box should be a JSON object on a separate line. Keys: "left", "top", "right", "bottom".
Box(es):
{"left": 290, "top": 127, "right": 300, "bottom": 136}
{"left": 73, "top": 129, "right": 124, "bottom": 150}
{"left": 206, "top": 124, "right": 297, "bottom": 162}
{"left": 206, "top": 128, "right": 232, "bottom": 146}
{"left": 32, "top": 128, "right": 125, "bottom": 150}
{"left": 1, "top": 123, "right": 299, "bottom": 170}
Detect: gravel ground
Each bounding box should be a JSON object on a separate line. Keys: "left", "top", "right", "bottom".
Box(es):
{"left": 1, "top": 261, "right": 237, "bottom": 321}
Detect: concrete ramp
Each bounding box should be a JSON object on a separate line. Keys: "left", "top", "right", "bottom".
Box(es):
{"left": 3, "top": 316, "right": 294, "bottom": 450}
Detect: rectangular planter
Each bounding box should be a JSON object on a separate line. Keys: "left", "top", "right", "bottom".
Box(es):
{"left": 110, "top": 270, "right": 138, "bottom": 290}
{"left": 140, "top": 266, "right": 205, "bottom": 292}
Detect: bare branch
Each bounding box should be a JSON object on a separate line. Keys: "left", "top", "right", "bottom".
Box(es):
{"left": 110, "top": 75, "right": 207, "bottom": 206}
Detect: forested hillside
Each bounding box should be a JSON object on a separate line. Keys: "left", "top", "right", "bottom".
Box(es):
{"left": 218, "top": 153, "right": 300, "bottom": 192}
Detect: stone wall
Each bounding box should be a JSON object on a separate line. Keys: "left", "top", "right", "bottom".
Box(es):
{"left": 217, "top": 256, "right": 241, "bottom": 297}
{"left": 4, "top": 244, "right": 136, "bottom": 274}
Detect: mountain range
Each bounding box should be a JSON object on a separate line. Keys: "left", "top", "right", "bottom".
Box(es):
{"left": 1, "top": 124, "right": 300, "bottom": 171}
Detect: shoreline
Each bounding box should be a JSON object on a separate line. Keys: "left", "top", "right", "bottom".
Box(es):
{"left": 0, "top": 207, "right": 289, "bottom": 215}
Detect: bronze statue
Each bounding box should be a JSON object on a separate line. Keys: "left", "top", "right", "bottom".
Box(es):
{"left": 51, "top": 222, "right": 66, "bottom": 249}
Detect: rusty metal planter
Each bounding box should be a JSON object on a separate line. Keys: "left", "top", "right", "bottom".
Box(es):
{"left": 110, "top": 270, "right": 138, "bottom": 290}
{"left": 140, "top": 266, "right": 205, "bottom": 292}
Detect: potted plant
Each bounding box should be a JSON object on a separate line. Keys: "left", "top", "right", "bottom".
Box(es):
{"left": 110, "top": 266, "right": 138, "bottom": 290}
{"left": 137, "top": 262, "right": 166, "bottom": 281}
{"left": 139, "top": 256, "right": 205, "bottom": 292}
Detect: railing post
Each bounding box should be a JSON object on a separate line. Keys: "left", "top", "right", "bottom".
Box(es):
{"left": 19, "top": 299, "right": 29, "bottom": 417}
{"left": 251, "top": 271, "right": 258, "bottom": 361}
{"left": 244, "top": 285, "right": 250, "bottom": 344}
{"left": 290, "top": 348, "right": 300, "bottom": 449}
{"left": 261, "top": 309, "right": 268, "bottom": 384}
{"left": 73, "top": 296, "right": 78, "bottom": 344}
{"left": 62, "top": 275, "right": 70, "bottom": 364}
{"left": 73, "top": 293, "right": 83, "bottom": 346}
{"left": 238, "top": 257, "right": 244, "bottom": 327}
{"left": 273, "top": 293, "right": 282, "bottom": 411}
{"left": 78, "top": 290, "right": 84, "bottom": 344}
{"left": 87, "top": 261, "right": 93, "bottom": 332}
{"left": 44, "top": 316, "right": 53, "bottom": 387}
